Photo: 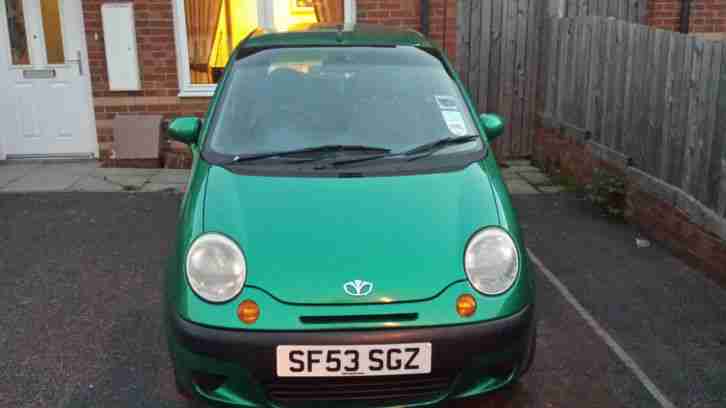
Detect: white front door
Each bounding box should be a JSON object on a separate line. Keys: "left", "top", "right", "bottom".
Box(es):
{"left": 0, "top": 0, "right": 96, "bottom": 159}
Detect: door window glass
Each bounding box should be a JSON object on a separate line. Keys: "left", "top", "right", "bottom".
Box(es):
{"left": 4, "top": 0, "right": 30, "bottom": 65}
{"left": 40, "top": 0, "right": 64, "bottom": 64}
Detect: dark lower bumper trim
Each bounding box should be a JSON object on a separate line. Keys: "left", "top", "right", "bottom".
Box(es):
{"left": 170, "top": 305, "right": 533, "bottom": 381}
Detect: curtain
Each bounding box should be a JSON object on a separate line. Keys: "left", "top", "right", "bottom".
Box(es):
{"left": 313, "top": 0, "right": 344, "bottom": 23}
{"left": 185, "top": 0, "right": 223, "bottom": 84}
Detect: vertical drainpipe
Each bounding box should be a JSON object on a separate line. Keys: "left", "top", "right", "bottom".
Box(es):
{"left": 680, "top": 0, "right": 691, "bottom": 34}
{"left": 420, "top": 0, "right": 430, "bottom": 35}
{"left": 442, "top": 0, "right": 449, "bottom": 56}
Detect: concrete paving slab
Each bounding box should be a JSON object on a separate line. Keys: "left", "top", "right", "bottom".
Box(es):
{"left": 93, "top": 168, "right": 161, "bottom": 178}
{"left": 502, "top": 171, "right": 525, "bottom": 181}
{"left": 0, "top": 162, "right": 43, "bottom": 187}
{"left": 538, "top": 185, "right": 565, "bottom": 193}
{"left": 506, "top": 180, "right": 540, "bottom": 195}
{"left": 512, "top": 165, "right": 541, "bottom": 173}
{"left": 507, "top": 160, "right": 533, "bottom": 168}
{"left": 1, "top": 171, "right": 82, "bottom": 192}
{"left": 38, "top": 161, "right": 98, "bottom": 175}
{"left": 71, "top": 176, "right": 124, "bottom": 192}
{"left": 98, "top": 175, "right": 150, "bottom": 190}
{"left": 148, "top": 170, "right": 190, "bottom": 184}
{"left": 0, "top": 162, "right": 192, "bottom": 193}
{"left": 520, "top": 171, "right": 553, "bottom": 186}
{"left": 140, "top": 183, "right": 185, "bottom": 192}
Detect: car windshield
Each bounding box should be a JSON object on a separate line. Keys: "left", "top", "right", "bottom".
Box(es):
{"left": 205, "top": 46, "right": 481, "bottom": 159}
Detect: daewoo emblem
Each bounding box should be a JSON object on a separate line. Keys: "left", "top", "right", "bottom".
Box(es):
{"left": 343, "top": 280, "right": 374, "bottom": 297}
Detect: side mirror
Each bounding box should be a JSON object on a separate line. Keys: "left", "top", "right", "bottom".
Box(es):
{"left": 167, "top": 117, "right": 201, "bottom": 145}
{"left": 479, "top": 113, "right": 505, "bottom": 141}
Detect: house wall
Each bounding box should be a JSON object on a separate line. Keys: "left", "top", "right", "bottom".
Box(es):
{"left": 83, "top": 0, "right": 202, "bottom": 167}
{"left": 648, "top": 0, "right": 726, "bottom": 33}
{"left": 81, "top": 0, "right": 458, "bottom": 167}
{"left": 357, "top": 0, "right": 457, "bottom": 62}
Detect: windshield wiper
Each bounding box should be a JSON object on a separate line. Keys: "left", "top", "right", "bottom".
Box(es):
{"left": 225, "top": 145, "right": 391, "bottom": 164}
{"left": 328, "top": 135, "right": 480, "bottom": 167}
{"left": 401, "top": 135, "right": 479, "bottom": 158}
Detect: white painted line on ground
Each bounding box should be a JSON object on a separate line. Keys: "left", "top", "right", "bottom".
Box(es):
{"left": 527, "top": 249, "right": 677, "bottom": 408}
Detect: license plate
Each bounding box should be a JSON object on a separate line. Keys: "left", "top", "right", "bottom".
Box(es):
{"left": 276, "top": 343, "right": 432, "bottom": 377}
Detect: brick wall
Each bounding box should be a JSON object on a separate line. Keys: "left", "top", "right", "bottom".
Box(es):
{"left": 83, "top": 0, "right": 459, "bottom": 167}
{"left": 357, "top": 0, "right": 458, "bottom": 62}
{"left": 648, "top": 0, "right": 726, "bottom": 33}
{"left": 83, "top": 0, "right": 206, "bottom": 168}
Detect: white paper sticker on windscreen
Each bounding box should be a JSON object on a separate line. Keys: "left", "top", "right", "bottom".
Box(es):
{"left": 441, "top": 110, "right": 468, "bottom": 136}
{"left": 435, "top": 95, "right": 459, "bottom": 110}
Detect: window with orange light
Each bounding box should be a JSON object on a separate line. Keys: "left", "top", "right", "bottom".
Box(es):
{"left": 183, "top": 0, "right": 345, "bottom": 85}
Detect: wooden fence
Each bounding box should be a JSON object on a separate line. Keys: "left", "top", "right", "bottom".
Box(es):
{"left": 548, "top": 0, "right": 648, "bottom": 22}
{"left": 456, "top": 0, "right": 647, "bottom": 159}
{"left": 542, "top": 16, "right": 726, "bottom": 216}
{"left": 457, "top": 0, "right": 542, "bottom": 158}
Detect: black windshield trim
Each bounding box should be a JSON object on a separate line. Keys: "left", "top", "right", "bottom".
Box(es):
{"left": 212, "top": 147, "right": 487, "bottom": 178}
{"left": 234, "top": 44, "right": 398, "bottom": 61}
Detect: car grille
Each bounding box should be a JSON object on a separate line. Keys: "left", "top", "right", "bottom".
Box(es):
{"left": 265, "top": 374, "right": 453, "bottom": 405}
{"left": 299, "top": 313, "right": 419, "bottom": 325}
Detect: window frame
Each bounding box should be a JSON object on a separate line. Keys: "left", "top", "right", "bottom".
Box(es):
{"left": 172, "top": 0, "right": 357, "bottom": 97}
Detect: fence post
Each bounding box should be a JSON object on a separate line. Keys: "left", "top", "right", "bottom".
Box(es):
{"left": 714, "top": 43, "right": 726, "bottom": 216}
{"left": 555, "top": 19, "right": 572, "bottom": 121}
{"left": 548, "top": 0, "right": 566, "bottom": 17}
{"left": 487, "top": 0, "right": 504, "bottom": 124}
{"left": 477, "top": 0, "right": 492, "bottom": 113}
{"left": 586, "top": 18, "right": 605, "bottom": 141}
{"left": 468, "top": 0, "right": 483, "bottom": 109}
{"left": 682, "top": 38, "right": 706, "bottom": 193}
{"left": 543, "top": 18, "right": 559, "bottom": 119}
{"left": 695, "top": 42, "right": 722, "bottom": 203}
{"left": 456, "top": 0, "right": 471, "bottom": 86}
{"left": 658, "top": 33, "right": 680, "bottom": 182}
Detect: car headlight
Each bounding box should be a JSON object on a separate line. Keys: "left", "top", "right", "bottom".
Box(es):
{"left": 464, "top": 227, "right": 519, "bottom": 295}
{"left": 186, "top": 233, "right": 246, "bottom": 303}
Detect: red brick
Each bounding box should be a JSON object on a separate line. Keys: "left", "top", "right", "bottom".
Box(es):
{"left": 648, "top": 0, "right": 726, "bottom": 32}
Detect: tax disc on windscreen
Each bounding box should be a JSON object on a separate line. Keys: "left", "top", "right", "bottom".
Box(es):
{"left": 441, "top": 110, "right": 468, "bottom": 136}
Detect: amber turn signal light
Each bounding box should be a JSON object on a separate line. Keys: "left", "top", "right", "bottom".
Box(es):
{"left": 237, "top": 300, "right": 260, "bottom": 324}
{"left": 456, "top": 294, "right": 477, "bottom": 317}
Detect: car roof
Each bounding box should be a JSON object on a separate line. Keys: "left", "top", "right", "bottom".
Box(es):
{"left": 242, "top": 23, "right": 434, "bottom": 49}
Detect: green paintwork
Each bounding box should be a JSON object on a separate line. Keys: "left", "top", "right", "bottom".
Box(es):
{"left": 479, "top": 113, "right": 506, "bottom": 141}
{"left": 166, "top": 24, "right": 534, "bottom": 407}
{"left": 167, "top": 116, "right": 201, "bottom": 145}
{"left": 169, "top": 150, "right": 533, "bottom": 331}
{"left": 204, "top": 165, "right": 497, "bottom": 306}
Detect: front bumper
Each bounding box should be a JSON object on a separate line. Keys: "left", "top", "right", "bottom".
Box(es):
{"left": 167, "top": 305, "right": 534, "bottom": 407}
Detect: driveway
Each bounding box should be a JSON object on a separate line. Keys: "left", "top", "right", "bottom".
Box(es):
{"left": 0, "top": 192, "right": 724, "bottom": 407}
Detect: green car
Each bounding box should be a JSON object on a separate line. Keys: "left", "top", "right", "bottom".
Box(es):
{"left": 166, "top": 23, "right": 536, "bottom": 408}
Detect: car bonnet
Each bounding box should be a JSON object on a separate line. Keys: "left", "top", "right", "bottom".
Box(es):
{"left": 202, "top": 162, "right": 500, "bottom": 305}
